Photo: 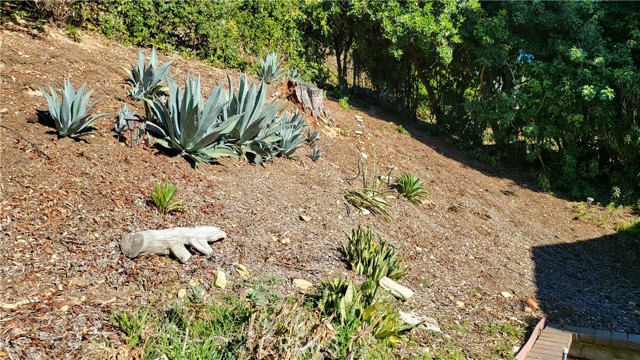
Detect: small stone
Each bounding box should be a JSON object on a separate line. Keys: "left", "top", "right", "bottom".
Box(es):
{"left": 456, "top": 301, "right": 465, "bottom": 308}
{"left": 355, "top": 130, "right": 364, "bottom": 136}
{"left": 501, "top": 291, "right": 513, "bottom": 299}
{"left": 177, "top": 289, "right": 187, "bottom": 299}
{"left": 215, "top": 270, "right": 227, "bottom": 289}
{"left": 281, "top": 237, "right": 291, "bottom": 245}
{"left": 300, "top": 215, "right": 312, "bottom": 222}
{"left": 271, "top": 235, "right": 278, "bottom": 242}
{"left": 360, "top": 208, "right": 371, "bottom": 215}
{"left": 0, "top": 108, "right": 7, "bottom": 114}
{"left": 60, "top": 304, "right": 69, "bottom": 312}
{"left": 235, "top": 264, "right": 249, "bottom": 277}
{"left": 189, "top": 279, "right": 199, "bottom": 287}
{"left": 293, "top": 278, "right": 313, "bottom": 290}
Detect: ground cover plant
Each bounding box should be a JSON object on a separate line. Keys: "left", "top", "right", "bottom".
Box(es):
{"left": 344, "top": 154, "right": 394, "bottom": 220}
{"left": 150, "top": 182, "right": 185, "bottom": 214}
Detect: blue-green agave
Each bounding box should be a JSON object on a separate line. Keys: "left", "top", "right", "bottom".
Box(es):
{"left": 38, "top": 79, "right": 107, "bottom": 137}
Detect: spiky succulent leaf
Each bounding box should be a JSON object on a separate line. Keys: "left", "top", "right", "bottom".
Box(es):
{"left": 123, "top": 48, "right": 173, "bottom": 101}
{"left": 37, "top": 79, "right": 107, "bottom": 137}
{"left": 257, "top": 52, "right": 286, "bottom": 84}
{"left": 145, "top": 74, "right": 240, "bottom": 163}
{"left": 395, "top": 172, "right": 426, "bottom": 205}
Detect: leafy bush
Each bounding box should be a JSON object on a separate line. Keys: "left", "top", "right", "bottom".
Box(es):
{"left": 122, "top": 48, "right": 172, "bottom": 101}
{"left": 344, "top": 226, "right": 408, "bottom": 282}
{"left": 257, "top": 52, "right": 286, "bottom": 84}
{"left": 338, "top": 96, "right": 351, "bottom": 110}
{"left": 395, "top": 172, "right": 426, "bottom": 205}
{"left": 38, "top": 79, "right": 107, "bottom": 137}
{"left": 150, "top": 182, "right": 185, "bottom": 214}
{"left": 146, "top": 75, "right": 239, "bottom": 163}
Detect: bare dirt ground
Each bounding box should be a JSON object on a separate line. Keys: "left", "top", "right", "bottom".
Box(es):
{"left": 1, "top": 24, "right": 638, "bottom": 359}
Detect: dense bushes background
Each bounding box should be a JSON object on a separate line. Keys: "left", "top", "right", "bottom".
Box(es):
{"left": 8, "top": 0, "right": 640, "bottom": 204}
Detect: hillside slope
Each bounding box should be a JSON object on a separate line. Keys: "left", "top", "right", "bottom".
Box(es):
{"left": 1, "top": 25, "right": 638, "bottom": 359}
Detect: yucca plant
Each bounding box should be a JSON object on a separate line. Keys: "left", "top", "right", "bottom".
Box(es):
{"left": 395, "top": 172, "right": 426, "bottom": 205}
{"left": 344, "top": 226, "right": 408, "bottom": 282}
{"left": 123, "top": 48, "right": 173, "bottom": 101}
{"left": 146, "top": 75, "right": 240, "bottom": 163}
{"left": 257, "top": 52, "right": 286, "bottom": 84}
{"left": 150, "top": 182, "right": 185, "bottom": 214}
{"left": 38, "top": 79, "right": 107, "bottom": 137}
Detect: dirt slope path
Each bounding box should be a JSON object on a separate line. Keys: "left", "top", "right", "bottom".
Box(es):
{"left": 1, "top": 25, "right": 637, "bottom": 359}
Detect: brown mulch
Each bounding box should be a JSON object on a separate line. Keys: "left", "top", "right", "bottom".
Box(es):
{"left": 1, "top": 23, "right": 638, "bottom": 359}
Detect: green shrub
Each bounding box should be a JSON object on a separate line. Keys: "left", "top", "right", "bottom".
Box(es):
{"left": 38, "top": 79, "right": 107, "bottom": 138}
{"left": 395, "top": 172, "right": 426, "bottom": 205}
{"left": 395, "top": 125, "right": 409, "bottom": 135}
{"left": 338, "top": 96, "right": 351, "bottom": 110}
{"left": 344, "top": 226, "right": 408, "bottom": 282}
{"left": 111, "top": 309, "right": 148, "bottom": 348}
{"left": 150, "top": 182, "right": 185, "bottom": 214}
{"left": 257, "top": 52, "right": 286, "bottom": 84}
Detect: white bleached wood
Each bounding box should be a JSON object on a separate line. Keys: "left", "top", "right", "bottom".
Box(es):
{"left": 121, "top": 226, "right": 226, "bottom": 263}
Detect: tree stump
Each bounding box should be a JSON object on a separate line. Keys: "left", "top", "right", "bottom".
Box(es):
{"left": 121, "top": 226, "right": 226, "bottom": 263}
{"left": 287, "top": 79, "right": 334, "bottom": 125}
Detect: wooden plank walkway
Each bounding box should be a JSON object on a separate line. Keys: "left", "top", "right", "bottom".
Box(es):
{"left": 524, "top": 327, "right": 572, "bottom": 360}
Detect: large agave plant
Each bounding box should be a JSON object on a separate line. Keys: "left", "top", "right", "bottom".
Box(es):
{"left": 123, "top": 48, "right": 172, "bottom": 101}
{"left": 257, "top": 52, "right": 286, "bottom": 84}
{"left": 38, "top": 79, "right": 107, "bottom": 137}
{"left": 145, "top": 75, "right": 240, "bottom": 163}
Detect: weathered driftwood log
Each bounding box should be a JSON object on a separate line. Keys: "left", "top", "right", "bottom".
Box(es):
{"left": 121, "top": 226, "right": 226, "bottom": 263}
{"left": 288, "top": 79, "right": 334, "bottom": 124}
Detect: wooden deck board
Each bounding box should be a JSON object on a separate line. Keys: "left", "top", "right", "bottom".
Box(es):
{"left": 524, "top": 327, "right": 572, "bottom": 360}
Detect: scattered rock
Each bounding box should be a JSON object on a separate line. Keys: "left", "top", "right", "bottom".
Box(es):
{"left": 177, "top": 288, "right": 187, "bottom": 299}
{"left": 281, "top": 237, "right": 291, "bottom": 245}
{"left": 456, "top": 301, "right": 465, "bottom": 308}
{"left": 379, "top": 277, "right": 414, "bottom": 301}
{"left": 355, "top": 130, "right": 364, "bottom": 136}
{"left": 215, "top": 270, "right": 227, "bottom": 289}
{"left": 399, "top": 311, "right": 441, "bottom": 332}
{"left": 501, "top": 291, "right": 513, "bottom": 299}
{"left": 24, "top": 88, "right": 43, "bottom": 97}
{"left": 235, "top": 264, "right": 249, "bottom": 277}
{"left": 0, "top": 108, "right": 8, "bottom": 114}
{"left": 60, "top": 304, "right": 69, "bottom": 312}
{"left": 189, "top": 279, "right": 199, "bottom": 287}
{"left": 360, "top": 209, "right": 371, "bottom": 216}
{"left": 292, "top": 278, "right": 313, "bottom": 290}
{"left": 299, "top": 215, "right": 312, "bottom": 222}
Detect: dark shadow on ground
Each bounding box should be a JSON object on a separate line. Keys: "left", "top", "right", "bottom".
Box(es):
{"left": 532, "top": 230, "right": 640, "bottom": 333}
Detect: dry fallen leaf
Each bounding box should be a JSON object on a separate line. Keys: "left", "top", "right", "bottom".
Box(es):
{"left": 44, "top": 245, "right": 53, "bottom": 254}
{"left": 526, "top": 297, "right": 539, "bottom": 311}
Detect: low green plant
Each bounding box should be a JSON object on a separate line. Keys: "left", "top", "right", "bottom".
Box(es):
{"left": 150, "top": 182, "right": 185, "bottom": 214}
{"left": 395, "top": 172, "right": 426, "bottom": 205}
{"left": 395, "top": 125, "right": 410, "bottom": 135}
{"left": 65, "top": 24, "right": 80, "bottom": 42}
{"left": 344, "top": 226, "right": 408, "bottom": 282}
{"left": 338, "top": 96, "right": 351, "bottom": 110}
{"left": 257, "top": 52, "right": 286, "bottom": 84}
{"left": 615, "top": 218, "right": 640, "bottom": 238}
{"left": 38, "top": 79, "right": 107, "bottom": 137}
{"left": 111, "top": 309, "right": 148, "bottom": 348}
{"left": 122, "top": 48, "right": 172, "bottom": 101}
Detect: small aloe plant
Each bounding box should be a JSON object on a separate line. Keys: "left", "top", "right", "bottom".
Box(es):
{"left": 310, "top": 145, "right": 324, "bottom": 162}
{"left": 395, "top": 172, "right": 426, "bottom": 205}
{"left": 257, "top": 52, "right": 286, "bottom": 84}
{"left": 150, "top": 182, "right": 185, "bottom": 214}
{"left": 38, "top": 79, "right": 107, "bottom": 137}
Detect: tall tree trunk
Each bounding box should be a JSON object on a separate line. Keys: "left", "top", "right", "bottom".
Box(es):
{"left": 406, "top": 44, "right": 443, "bottom": 121}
